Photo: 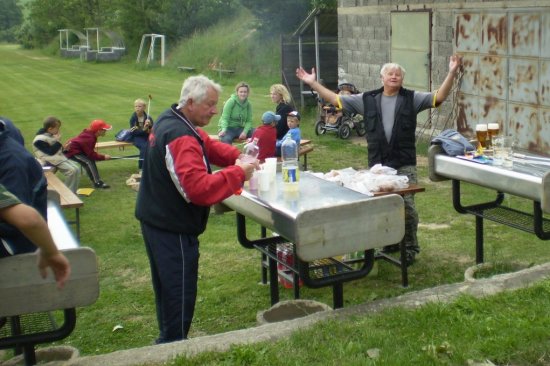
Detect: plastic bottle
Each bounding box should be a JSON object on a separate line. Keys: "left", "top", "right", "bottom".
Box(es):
{"left": 241, "top": 137, "right": 259, "bottom": 164}
{"left": 241, "top": 137, "right": 259, "bottom": 190}
{"left": 281, "top": 135, "right": 299, "bottom": 191}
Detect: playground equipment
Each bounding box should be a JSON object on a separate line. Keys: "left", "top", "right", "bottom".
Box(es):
{"left": 58, "top": 28, "right": 125, "bottom": 62}
{"left": 136, "top": 34, "right": 166, "bottom": 67}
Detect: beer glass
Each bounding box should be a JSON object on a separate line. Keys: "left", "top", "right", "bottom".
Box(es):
{"left": 488, "top": 123, "right": 500, "bottom": 138}
{"left": 493, "top": 136, "right": 514, "bottom": 168}
{"left": 475, "top": 124, "right": 488, "bottom": 149}
{"left": 487, "top": 123, "right": 500, "bottom": 148}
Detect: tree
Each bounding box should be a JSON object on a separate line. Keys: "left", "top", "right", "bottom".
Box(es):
{"left": 240, "top": 0, "right": 310, "bottom": 36}
{"left": 18, "top": 0, "right": 118, "bottom": 48}
{"left": 0, "top": 0, "right": 23, "bottom": 42}
{"left": 115, "top": 0, "right": 239, "bottom": 50}
{"left": 240, "top": 0, "right": 336, "bottom": 37}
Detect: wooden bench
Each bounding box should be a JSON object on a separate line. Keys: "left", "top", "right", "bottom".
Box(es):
{"left": 95, "top": 140, "right": 139, "bottom": 159}
{"left": 177, "top": 66, "right": 196, "bottom": 72}
{"left": 212, "top": 68, "right": 235, "bottom": 75}
{"left": 95, "top": 140, "right": 134, "bottom": 151}
{"left": 0, "top": 199, "right": 99, "bottom": 365}
{"left": 45, "top": 171, "right": 83, "bottom": 240}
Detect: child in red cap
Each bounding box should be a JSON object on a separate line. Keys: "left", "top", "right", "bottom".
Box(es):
{"left": 64, "top": 119, "right": 112, "bottom": 189}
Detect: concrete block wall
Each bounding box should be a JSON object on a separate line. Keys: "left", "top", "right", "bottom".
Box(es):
{"left": 338, "top": 0, "right": 456, "bottom": 130}
{"left": 337, "top": 0, "right": 546, "bottom": 132}
{"left": 338, "top": 12, "right": 390, "bottom": 92}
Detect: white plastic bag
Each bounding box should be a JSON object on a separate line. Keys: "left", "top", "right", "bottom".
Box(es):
{"left": 317, "top": 165, "right": 409, "bottom": 195}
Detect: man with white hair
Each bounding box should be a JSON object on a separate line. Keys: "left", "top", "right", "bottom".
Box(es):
{"left": 297, "top": 55, "right": 463, "bottom": 265}
{"left": 136, "top": 75, "right": 256, "bottom": 343}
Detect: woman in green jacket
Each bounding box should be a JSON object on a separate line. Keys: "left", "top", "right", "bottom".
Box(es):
{"left": 218, "top": 81, "right": 254, "bottom": 144}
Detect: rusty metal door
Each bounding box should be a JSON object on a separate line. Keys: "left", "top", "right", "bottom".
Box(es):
{"left": 455, "top": 10, "right": 550, "bottom": 154}
{"left": 391, "top": 11, "right": 431, "bottom": 92}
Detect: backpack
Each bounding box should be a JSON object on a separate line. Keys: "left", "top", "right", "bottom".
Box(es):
{"left": 431, "top": 129, "right": 475, "bottom": 156}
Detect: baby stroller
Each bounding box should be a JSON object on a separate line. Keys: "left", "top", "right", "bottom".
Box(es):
{"left": 314, "top": 83, "right": 366, "bottom": 139}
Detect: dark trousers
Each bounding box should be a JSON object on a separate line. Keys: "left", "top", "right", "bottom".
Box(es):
{"left": 133, "top": 136, "right": 148, "bottom": 169}
{"left": 69, "top": 154, "right": 102, "bottom": 185}
{"left": 140, "top": 221, "right": 200, "bottom": 343}
{"left": 397, "top": 165, "right": 419, "bottom": 253}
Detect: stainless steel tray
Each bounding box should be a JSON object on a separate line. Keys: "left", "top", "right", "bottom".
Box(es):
{"left": 429, "top": 145, "right": 550, "bottom": 213}
{"left": 222, "top": 172, "right": 404, "bottom": 261}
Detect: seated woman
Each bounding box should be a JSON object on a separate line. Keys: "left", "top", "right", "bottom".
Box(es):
{"left": 269, "top": 84, "right": 294, "bottom": 140}
{"left": 129, "top": 98, "right": 154, "bottom": 172}
{"left": 217, "top": 82, "right": 253, "bottom": 144}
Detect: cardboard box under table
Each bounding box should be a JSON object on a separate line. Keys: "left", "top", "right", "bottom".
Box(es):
{"left": 429, "top": 145, "right": 550, "bottom": 264}
{"left": 221, "top": 171, "right": 405, "bottom": 308}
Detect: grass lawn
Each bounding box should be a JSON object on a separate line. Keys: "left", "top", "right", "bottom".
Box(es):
{"left": 1, "top": 44, "right": 550, "bottom": 364}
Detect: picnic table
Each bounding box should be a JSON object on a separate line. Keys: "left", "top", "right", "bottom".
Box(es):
{"left": 429, "top": 144, "right": 550, "bottom": 264}
{"left": 221, "top": 171, "right": 407, "bottom": 308}
{"left": 45, "top": 171, "right": 83, "bottom": 240}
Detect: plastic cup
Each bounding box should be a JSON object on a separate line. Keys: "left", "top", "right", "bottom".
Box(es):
{"left": 264, "top": 157, "right": 277, "bottom": 182}
{"left": 249, "top": 171, "right": 259, "bottom": 191}
{"left": 258, "top": 170, "right": 270, "bottom": 191}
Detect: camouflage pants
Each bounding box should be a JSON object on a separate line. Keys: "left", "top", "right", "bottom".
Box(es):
{"left": 397, "top": 165, "right": 419, "bottom": 253}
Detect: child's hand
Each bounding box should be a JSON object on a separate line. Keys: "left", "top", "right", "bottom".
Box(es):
{"left": 104, "top": 154, "right": 112, "bottom": 160}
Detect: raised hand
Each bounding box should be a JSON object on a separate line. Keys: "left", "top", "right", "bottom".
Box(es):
{"left": 296, "top": 67, "right": 317, "bottom": 85}
{"left": 449, "top": 54, "right": 463, "bottom": 74}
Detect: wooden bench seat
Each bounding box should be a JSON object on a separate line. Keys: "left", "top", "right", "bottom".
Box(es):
{"left": 177, "top": 66, "right": 196, "bottom": 72}
{"left": 45, "top": 171, "right": 83, "bottom": 240}
{"left": 212, "top": 68, "right": 235, "bottom": 74}
{"left": 95, "top": 140, "right": 134, "bottom": 151}
{"left": 95, "top": 140, "right": 139, "bottom": 160}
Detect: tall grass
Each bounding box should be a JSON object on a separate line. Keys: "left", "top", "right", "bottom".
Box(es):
{"left": 167, "top": 9, "right": 280, "bottom": 78}
{"left": 1, "top": 13, "right": 550, "bottom": 364}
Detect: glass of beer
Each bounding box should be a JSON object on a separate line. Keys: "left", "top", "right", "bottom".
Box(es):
{"left": 476, "top": 124, "right": 488, "bottom": 149}
{"left": 488, "top": 123, "right": 500, "bottom": 148}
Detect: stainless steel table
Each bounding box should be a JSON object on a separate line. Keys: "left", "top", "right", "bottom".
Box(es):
{"left": 222, "top": 171, "right": 405, "bottom": 308}
{"left": 429, "top": 145, "right": 550, "bottom": 263}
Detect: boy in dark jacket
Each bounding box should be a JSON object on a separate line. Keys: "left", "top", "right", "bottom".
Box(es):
{"left": 64, "top": 119, "right": 112, "bottom": 189}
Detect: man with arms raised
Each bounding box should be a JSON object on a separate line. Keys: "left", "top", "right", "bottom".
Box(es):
{"left": 296, "top": 55, "right": 462, "bottom": 265}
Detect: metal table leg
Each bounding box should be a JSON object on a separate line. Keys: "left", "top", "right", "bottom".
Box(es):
{"left": 75, "top": 207, "right": 80, "bottom": 241}
{"left": 332, "top": 283, "right": 343, "bottom": 309}
{"left": 260, "top": 226, "right": 267, "bottom": 284}
{"left": 268, "top": 255, "right": 279, "bottom": 306}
